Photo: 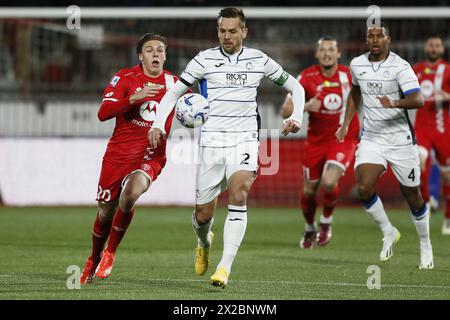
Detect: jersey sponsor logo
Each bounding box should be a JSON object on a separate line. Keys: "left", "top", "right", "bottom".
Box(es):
{"left": 139, "top": 101, "right": 158, "bottom": 121}
{"left": 110, "top": 76, "right": 120, "bottom": 87}
{"left": 367, "top": 82, "right": 383, "bottom": 95}
{"left": 132, "top": 119, "right": 152, "bottom": 127}
{"left": 322, "top": 80, "right": 339, "bottom": 88}
{"left": 424, "top": 67, "right": 436, "bottom": 75}
{"left": 226, "top": 73, "right": 248, "bottom": 86}
{"left": 323, "top": 93, "right": 342, "bottom": 111}
{"left": 420, "top": 79, "right": 434, "bottom": 97}
{"left": 144, "top": 81, "right": 165, "bottom": 89}
{"left": 316, "top": 80, "right": 339, "bottom": 92}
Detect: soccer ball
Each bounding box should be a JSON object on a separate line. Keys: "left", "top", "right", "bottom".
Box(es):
{"left": 175, "top": 93, "right": 210, "bottom": 128}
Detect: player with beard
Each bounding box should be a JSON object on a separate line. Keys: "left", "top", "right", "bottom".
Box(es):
{"left": 413, "top": 35, "right": 450, "bottom": 235}
{"left": 148, "top": 8, "right": 304, "bottom": 288}
{"left": 281, "top": 36, "right": 360, "bottom": 248}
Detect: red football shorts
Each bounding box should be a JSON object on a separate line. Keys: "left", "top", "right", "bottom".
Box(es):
{"left": 415, "top": 126, "right": 450, "bottom": 170}
{"left": 303, "top": 139, "right": 357, "bottom": 181}
{"left": 96, "top": 157, "right": 166, "bottom": 203}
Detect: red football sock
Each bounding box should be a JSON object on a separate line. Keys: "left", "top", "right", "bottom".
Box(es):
{"left": 106, "top": 207, "right": 135, "bottom": 254}
{"left": 90, "top": 212, "right": 113, "bottom": 263}
{"left": 301, "top": 192, "right": 317, "bottom": 225}
{"left": 323, "top": 187, "right": 339, "bottom": 218}
{"left": 443, "top": 184, "right": 450, "bottom": 219}
{"left": 420, "top": 161, "right": 431, "bottom": 203}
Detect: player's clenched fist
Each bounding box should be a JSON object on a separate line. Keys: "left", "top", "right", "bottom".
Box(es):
{"left": 129, "top": 84, "right": 162, "bottom": 104}
{"left": 281, "top": 119, "right": 301, "bottom": 136}
{"left": 148, "top": 127, "right": 164, "bottom": 148}
{"left": 335, "top": 125, "right": 348, "bottom": 143}
{"left": 376, "top": 95, "right": 398, "bottom": 108}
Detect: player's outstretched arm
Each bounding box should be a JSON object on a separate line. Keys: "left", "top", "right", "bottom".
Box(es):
{"left": 280, "top": 74, "right": 305, "bottom": 135}
{"left": 336, "top": 85, "right": 361, "bottom": 143}
{"left": 148, "top": 80, "right": 190, "bottom": 148}
{"left": 376, "top": 91, "right": 424, "bottom": 109}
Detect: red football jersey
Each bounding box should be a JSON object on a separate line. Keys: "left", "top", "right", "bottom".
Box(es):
{"left": 99, "top": 64, "right": 178, "bottom": 164}
{"left": 413, "top": 59, "right": 450, "bottom": 133}
{"left": 298, "top": 64, "right": 360, "bottom": 144}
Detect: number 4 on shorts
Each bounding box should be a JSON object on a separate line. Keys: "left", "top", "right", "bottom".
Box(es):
{"left": 408, "top": 168, "right": 415, "bottom": 182}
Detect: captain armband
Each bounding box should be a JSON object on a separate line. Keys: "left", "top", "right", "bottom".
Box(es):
{"left": 274, "top": 71, "right": 289, "bottom": 86}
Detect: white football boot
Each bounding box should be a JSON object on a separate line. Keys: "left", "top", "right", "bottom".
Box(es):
{"left": 419, "top": 243, "right": 434, "bottom": 269}
{"left": 380, "top": 227, "right": 401, "bottom": 262}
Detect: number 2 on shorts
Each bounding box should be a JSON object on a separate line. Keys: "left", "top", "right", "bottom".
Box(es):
{"left": 241, "top": 153, "right": 250, "bottom": 165}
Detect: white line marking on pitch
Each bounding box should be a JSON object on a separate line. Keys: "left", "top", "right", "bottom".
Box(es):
{"left": 143, "top": 278, "right": 450, "bottom": 289}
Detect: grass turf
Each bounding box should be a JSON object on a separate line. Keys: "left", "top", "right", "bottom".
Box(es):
{"left": 0, "top": 206, "right": 449, "bottom": 300}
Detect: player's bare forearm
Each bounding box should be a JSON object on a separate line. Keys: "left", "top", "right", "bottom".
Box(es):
{"left": 377, "top": 91, "right": 424, "bottom": 109}
{"left": 343, "top": 86, "right": 360, "bottom": 128}
{"left": 336, "top": 86, "right": 360, "bottom": 142}
{"left": 280, "top": 95, "right": 293, "bottom": 119}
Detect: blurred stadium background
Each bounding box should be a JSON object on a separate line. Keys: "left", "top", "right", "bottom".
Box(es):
{"left": 0, "top": 2, "right": 449, "bottom": 207}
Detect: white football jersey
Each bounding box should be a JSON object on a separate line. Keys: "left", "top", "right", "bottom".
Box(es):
{"left": 350, "top": 51, "right": 421, "bottom": 147}
{"left": 180, "top": 46, "right": 286, "bottom": 147}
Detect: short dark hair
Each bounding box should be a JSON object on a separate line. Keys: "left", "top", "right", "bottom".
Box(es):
{"left": 316, "top": 36, "right": 339, "bottom": 51}
{"left": 317, "top": 36, "right": 338, "bottom": 45}
{"left": 367, "top": 21, "right": 390, "bottom": 37}
{"left": 218, "top": 7, "right": 246, "bottom": 28}
{"left": 136, "top": 33, "right": 167, "bottom": 55}
{"left": 426, "top": 34, "right": 443, "bottom": 42}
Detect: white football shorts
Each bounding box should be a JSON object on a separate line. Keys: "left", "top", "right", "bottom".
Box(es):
{"left": 354, "top": 139, "right": 420, "bottom": 187}
{"left": 196, "top": 139, "right": 259, "bottom": 205}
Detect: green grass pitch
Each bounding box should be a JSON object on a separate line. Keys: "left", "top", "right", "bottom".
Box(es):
{"left": 0, "top": 206, "right": 449, "bottom": 300}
